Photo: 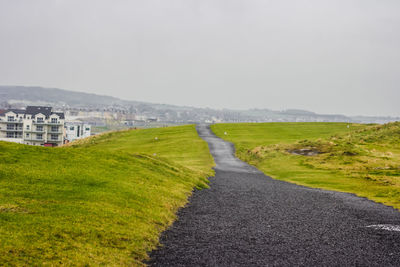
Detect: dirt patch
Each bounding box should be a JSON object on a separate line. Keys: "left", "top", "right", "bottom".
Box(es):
{"left": 342, "top": 151, "right": 358, "bottom": 156}
{"left": 0, "top": 204, "right": 29, "bottom": 213}
{"left": 288, "top": 148, "right": 322, "bottom": 156}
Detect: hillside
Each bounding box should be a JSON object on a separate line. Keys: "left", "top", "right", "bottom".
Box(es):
{"left": 212, "top": 122, "right": 400, "bottom": 209}
{"left": 0, "top": 125, "right": 214, "bottom": 265}
{"left": 1, "top": 86, "right": 398, "bottom": 123}
{"left": 0, "top": 86, "right": 123, "bottom": 107}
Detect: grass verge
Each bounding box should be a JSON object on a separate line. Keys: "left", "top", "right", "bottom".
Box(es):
{"left": 211, "top": 122, "right": 400, "bottom": 210}
{"left": 0, "top": 125, "right": 214, "bottom": 266}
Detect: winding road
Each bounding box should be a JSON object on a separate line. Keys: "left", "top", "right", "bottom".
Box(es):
{"left": 149, "top": 125, "right": 400, "bottom": 266}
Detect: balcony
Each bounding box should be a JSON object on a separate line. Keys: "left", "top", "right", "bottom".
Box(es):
{"left": 48, "top": 133, "right": 62, "bottom": 139}
{"left": 6, "top": 135, "right": 22, "bottom": 138}
{"left": 32, "top": 121, "right": 62, "bottom": 125}
{"left": 48, "top": 130, "right": 62, "bottom": 134}
{"left": 25, "top": 129, "right": 45, "bottom": 133}
{"left": 1, "top": 128, "right": 23, "bottom": 132}
{"left": 25, "top": 138, "right": 44, "bottom": 141}
{"left": 47, "top": 136, "right": 62, "bottom": 141}
{"left": 6, "top": 119, "right": 23, "bottom": 124}
{"left": 47, "top": 121, "right": 62, "bottom": 126}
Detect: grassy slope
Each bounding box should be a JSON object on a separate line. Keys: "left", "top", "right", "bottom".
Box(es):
{"left": 212, "top": 122, "right": 364, "bottom": 147}
{"left": 0, "top": 125, "right": 214, "bottom": 266}
{"left": 212, "top": 122, "right": 400, "bottom": 210}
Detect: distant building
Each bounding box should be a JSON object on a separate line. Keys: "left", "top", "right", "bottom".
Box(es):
{"left": 65, "top": 122, "right": 91, "bottom": 142}
{"left": 147, "top": 117, "right": 158, "bottom": 122}
{"left": 122, "top": 120, "right": 135, "bottom": 127}
{"left": 0, "top": 106, "right": 65, "bottom": 147}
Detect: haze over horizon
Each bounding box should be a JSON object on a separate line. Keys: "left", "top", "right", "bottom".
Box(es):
{"left": 0, "top": 1, "right": 399, "bottom": 117}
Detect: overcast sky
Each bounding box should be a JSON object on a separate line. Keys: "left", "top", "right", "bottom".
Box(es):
{"left": 0, "top": 0, "right": 399, "bottom": 116}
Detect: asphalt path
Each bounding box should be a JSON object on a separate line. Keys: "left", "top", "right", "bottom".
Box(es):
{"left": 148, "top": 125, "right": 400, "bottom": 266}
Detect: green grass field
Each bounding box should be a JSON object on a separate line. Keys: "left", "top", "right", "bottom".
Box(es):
{"left": 212, "top": 122, "right": 400, "bottom": 210}
{"left": 0, "top": 125, "right": 214, "bottom": 266}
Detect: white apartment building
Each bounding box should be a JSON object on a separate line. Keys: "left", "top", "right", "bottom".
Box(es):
{"left": 0, "top": 106, "right": 65, "bottom": 147}
{"left": 65, "top": 122, "right": 91, "bottom": 142}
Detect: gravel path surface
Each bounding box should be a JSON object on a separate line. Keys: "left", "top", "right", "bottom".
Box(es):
{"left": 148, "top": 125, "right": 400, "bottom": 266}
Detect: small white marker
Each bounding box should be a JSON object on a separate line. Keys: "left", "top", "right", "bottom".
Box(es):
{"left": 155, "top": 137, "right": 158, "bottom": 140}
{"left": 366, "top": 224, "right": 400, "bottom": 232}
{"left": 224, "top": 131, "right": 227, "bottom": 135}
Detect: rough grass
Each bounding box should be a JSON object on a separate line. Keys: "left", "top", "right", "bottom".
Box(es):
{"left": 0, "top": 125, "right": 214, "bottom": 266}
{"left": 212, "top": 122, "right": 400, "bottom": 210}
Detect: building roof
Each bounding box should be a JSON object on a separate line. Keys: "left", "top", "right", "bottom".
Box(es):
{"left": 7, "top": 109, "right": 26, "bottom": 114}
{"left": 53, "top": 112, "right": 65, "bottom": 119}
{"left": 0, "top": 109, "right": 25, "bottom": 116}
{"left": 0, "top": 106, "right": 65, "bottom": 119}
{"left": 26, "top": 106, "right": 52, "bottom": 118}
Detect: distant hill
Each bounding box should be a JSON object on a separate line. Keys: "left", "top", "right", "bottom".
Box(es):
{"left": 0, "top": 85, "right": 398, "bottom": 124}
{"left": 0, "top": 86, "right": 128, "bottom": 107}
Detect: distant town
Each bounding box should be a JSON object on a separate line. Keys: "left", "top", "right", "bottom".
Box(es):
{"left": 0, "top": 86, "right": 399, "bottom": 139}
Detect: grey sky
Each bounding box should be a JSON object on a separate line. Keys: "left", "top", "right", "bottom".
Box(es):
{"left": 0, "top": 0, "right": 399, "bottom": 116}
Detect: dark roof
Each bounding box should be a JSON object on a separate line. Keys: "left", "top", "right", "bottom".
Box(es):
{"left": 53, "top": 112, "right": 65, "bottom": 119}
{"left": 0, "top": 106, "right": 65, "bottom": 119}
{"left": 0, "top": 109, "right": 23, "bottom": 116}
{"left": 7, "top": 109, "right": 26, "bottom": 114}
{"left": 26, "top": 106, "right": 52, "bottom": 118}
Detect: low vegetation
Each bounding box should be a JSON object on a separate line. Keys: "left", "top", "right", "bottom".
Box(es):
{"left": 0, "top": 125, "right": 214, "bottom": 265}
{"left": 212, "top": 122, "right": 400, "bottom": 210}
{"left": 91, "top": 122, "right": 185, "bottom": 134}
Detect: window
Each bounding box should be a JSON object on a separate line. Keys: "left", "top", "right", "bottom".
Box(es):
{"left": 37, "top": 125, "right": 43, "bottom": 131}
{"left": 51, "top": 134, "right": 58, "bottom": 141}
{"left": 86, "top": 128, "right": 90, "bottom": 131}
{"left": 70, "top": 126, "right": 75, "bottom": 130}
{"left": 26, "top": 125, "right": 30, "bottom": 130}
{"left": 37, "top": 134, "right": 43, "bottom": 140}
{"left": 51, "top": 126, "right": 58, "bottom": 132}
{"left": 6, "top": 132, "right": 14, "bottom": 138}
{"left": 51, "top": 118, "right": 58, "bottom": 123}
{"left": 37, "top": 117, "right": 44, "bottom": 123}
{"left": 7, "top": 116, "right": 14, "bottom": 122}
{"left": 26, "top": 133, "right": 30, "bottom": 138}
{"left": 7, "top": 124, "right": 14, "bottom": 130}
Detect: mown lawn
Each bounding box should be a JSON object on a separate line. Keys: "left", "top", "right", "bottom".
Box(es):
{"left": 212, "top": 122, "right": 400, "bottom": 210}
{"left": 0, "top": 125, "right": 214, "bottom": 266}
